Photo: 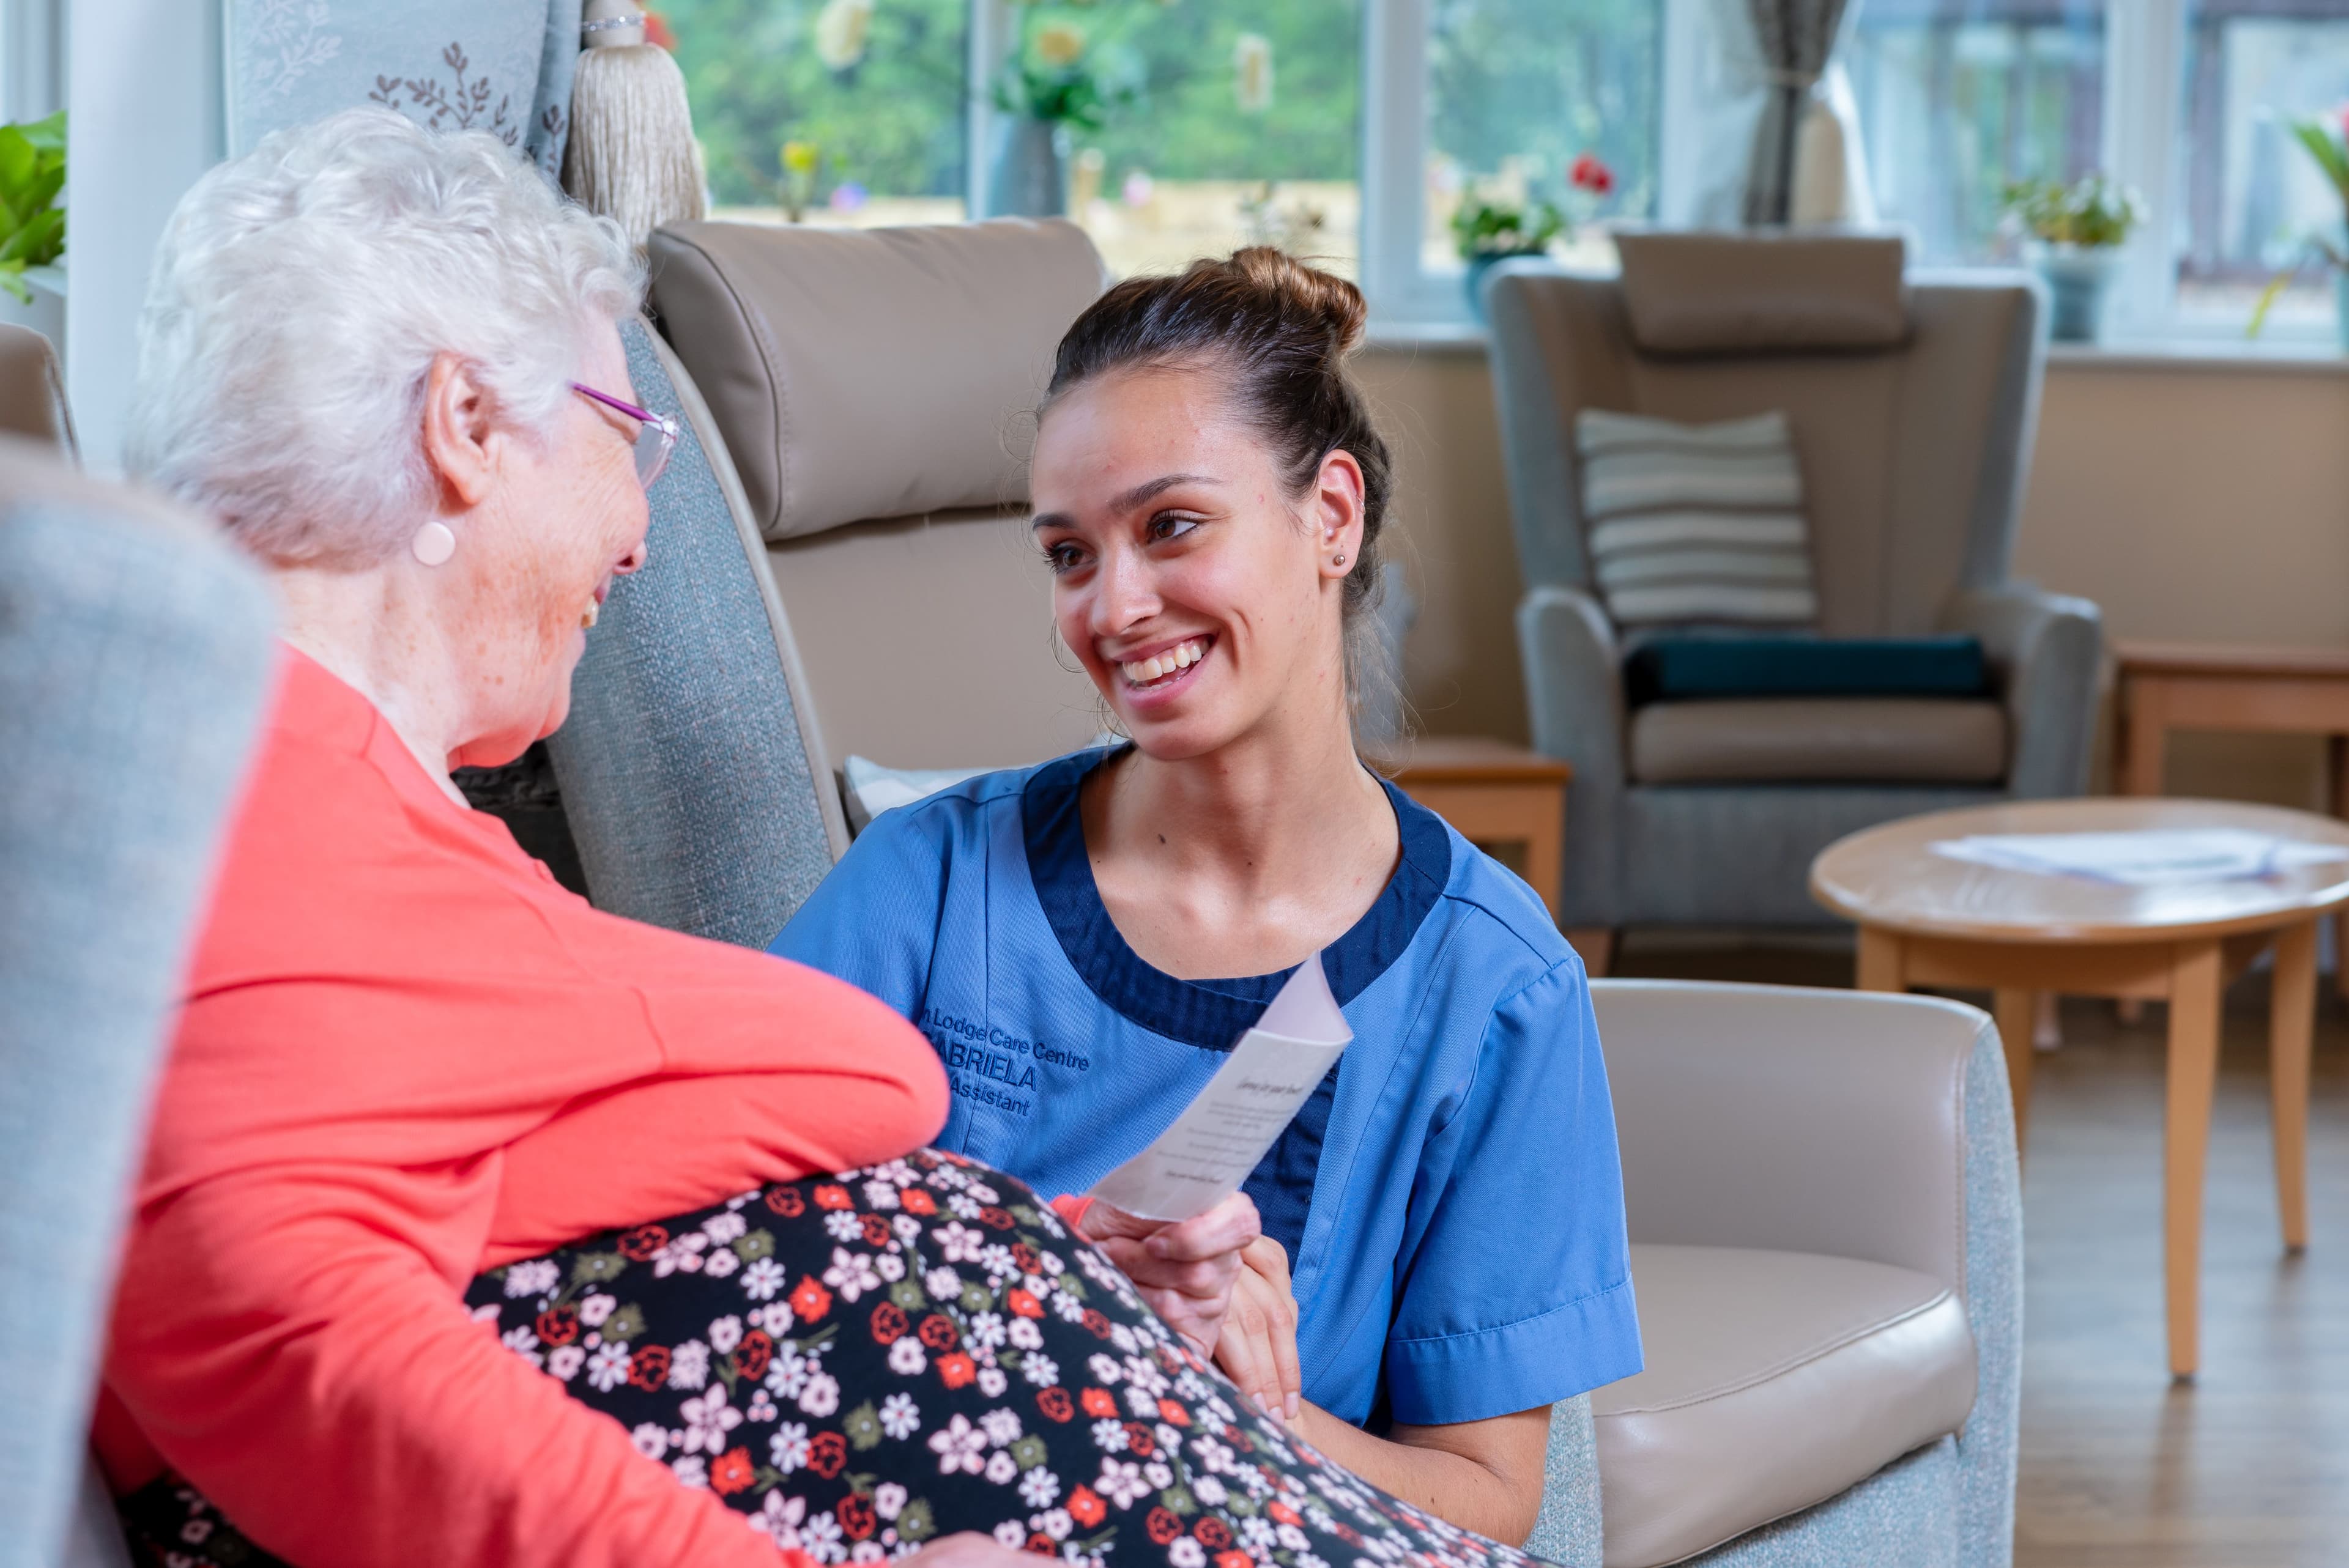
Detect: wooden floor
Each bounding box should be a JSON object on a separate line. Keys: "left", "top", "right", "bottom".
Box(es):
{"left": 1614, "top": 939, "right": 2349, "bottom": 1568}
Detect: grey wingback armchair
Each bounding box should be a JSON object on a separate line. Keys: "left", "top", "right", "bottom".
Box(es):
{"left": 1486, "top": 234, "right": 2102, "bottom": 951}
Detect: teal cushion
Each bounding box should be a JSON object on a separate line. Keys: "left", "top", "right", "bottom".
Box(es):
{"left": 1626, "top": 635, "right": 1989, "bottom": 706}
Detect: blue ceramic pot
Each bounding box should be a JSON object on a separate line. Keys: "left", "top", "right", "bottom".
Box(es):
{"left": 2031, "top": 245, "right": 2123, "bottom": 344}
{"left": 986, "top": 117, "right": 1066, "bottom": 219}
{"left": 1464, "top": 253, "right": 1534, "bottom": 324}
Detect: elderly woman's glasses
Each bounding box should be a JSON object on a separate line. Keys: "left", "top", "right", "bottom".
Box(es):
{"left": 570, "top": 382, "right": 680, "bottom": 489}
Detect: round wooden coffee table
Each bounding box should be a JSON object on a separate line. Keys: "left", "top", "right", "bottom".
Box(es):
{"left": 1810, "top": 797, "right": 2349, "bottom": 1378}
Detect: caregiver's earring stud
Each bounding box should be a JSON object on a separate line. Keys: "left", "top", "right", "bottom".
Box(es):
{"left": 411, "top": 522, "right": 457, "bottom": 567}
{"left": 1333, "top": 553, "right": 1348, "bottom": 567}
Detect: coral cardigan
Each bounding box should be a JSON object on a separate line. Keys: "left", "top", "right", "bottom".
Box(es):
{"left": 94, "top": 648, "right": 947, "bottom": 1568}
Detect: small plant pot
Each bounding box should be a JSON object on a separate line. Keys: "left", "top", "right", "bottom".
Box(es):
{"left": 2031, "top": 244, "right": 2123, "bottom": 343}
{"left": 1464, "top": 252, "right": 1539, "bottom": 324}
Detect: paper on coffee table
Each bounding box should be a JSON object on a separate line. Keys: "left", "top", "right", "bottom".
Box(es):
{"left": 1931, "top": 827, "right": 2349, "bottom": 887}
{"left": 1088, "top": 952, "right": 1353, "bottom": 1222}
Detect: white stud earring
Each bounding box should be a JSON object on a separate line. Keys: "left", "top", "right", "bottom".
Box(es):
{"left": 411, "top": 522, "right": 456, "bottom": 566}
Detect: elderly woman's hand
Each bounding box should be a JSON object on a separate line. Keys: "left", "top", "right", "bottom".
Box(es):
{"left": 1075, "top": 1192, "right": 1262, "bottom": 1356}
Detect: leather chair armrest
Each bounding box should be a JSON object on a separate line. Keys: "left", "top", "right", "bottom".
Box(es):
{"left": 1942, "top": 585, "right": 2103, "bottom": 799}
{"left": 1593, "top": 982, "right": 1992, "bottom": 1288}
{"left": 1518, "top": 586, "right": 1627, "bottom": 929}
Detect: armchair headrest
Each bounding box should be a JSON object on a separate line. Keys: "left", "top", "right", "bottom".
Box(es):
{"left": 1614, "top": 231, "right": 1909, "bottom": 357}
{"left": 647, "top": 218, "right": 1110, "bottom": 542}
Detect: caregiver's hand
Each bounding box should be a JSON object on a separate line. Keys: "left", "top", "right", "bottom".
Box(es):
{"left": 1077, "top": 1193, "right": 1262, "bottom": 1356}
{"left": 1215, "top": 1235, "right": 1303, "bottom": 1427}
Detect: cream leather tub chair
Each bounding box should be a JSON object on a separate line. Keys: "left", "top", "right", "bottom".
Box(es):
{"left": 547, "top": 220, "right": 2021, "bottom": 1567}
{"left": 1560, "top": 982, "right": 2020, "bottom": 1568}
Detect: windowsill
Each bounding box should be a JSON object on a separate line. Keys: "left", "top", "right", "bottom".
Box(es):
{"left": 1364, "top": 318, "right": 2349, "bottom": 376}
{"left": 2046, "top": 338, "right": 2349, "bottom": 375}
{"left": 1364, "top": 318, "right": 1489, "bottom": 352}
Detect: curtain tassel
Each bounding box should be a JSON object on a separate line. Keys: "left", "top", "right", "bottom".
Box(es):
{"left": 563, "top": 0, "right": 707, "bottom": 248}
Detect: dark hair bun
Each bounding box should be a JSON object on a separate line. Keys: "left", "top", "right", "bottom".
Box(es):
{"left": 1222, "top": 246, "right": 1368, "bottom": 357}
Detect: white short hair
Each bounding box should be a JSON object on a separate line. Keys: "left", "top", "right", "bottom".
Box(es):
{"left": 127, "top": 108, "right": 644, "bottom": 567}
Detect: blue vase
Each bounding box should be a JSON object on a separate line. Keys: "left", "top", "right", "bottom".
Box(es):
{"left": 2335, "top": 270, "right": 2349, "bottom": 356}
{"left": 1464, "top": 254, "right": 1510, "bottom": 324}
{"left": 2032, "top": 245, "right": 2122, "bottom": 344}
{"left": 986, "top": 117, "right": 1066, "bottom": 219}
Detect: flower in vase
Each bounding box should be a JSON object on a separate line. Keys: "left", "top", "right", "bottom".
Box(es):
{"left": 1570, "top": 153, "right": 1616, "bottom": 198}
{"left": 814, "top": 0, "right": 873, "bottom": 72}
{"left": 1234, "top": 34, "right": 1274, "bottom": 115}
{"left": 1035, "top": 24, "right": 1088, "bottom": 69}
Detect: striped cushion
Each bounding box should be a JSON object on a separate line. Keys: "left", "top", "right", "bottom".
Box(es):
{"left": 1575, "top": 409, "right": 1819, "bottom": 627}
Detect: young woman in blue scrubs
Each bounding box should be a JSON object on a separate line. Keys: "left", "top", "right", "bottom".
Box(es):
{"left": 774, "top": 249, "right": 1639, "bottom": 1543}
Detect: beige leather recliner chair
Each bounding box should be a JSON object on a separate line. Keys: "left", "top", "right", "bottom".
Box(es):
{"left": 544, "top": 220, "right": 2021, "bottom": 1568}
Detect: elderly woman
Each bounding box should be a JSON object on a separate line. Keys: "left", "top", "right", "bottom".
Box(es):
{"left": 95, "top": 109, "right": 1542, "bottom": 1568}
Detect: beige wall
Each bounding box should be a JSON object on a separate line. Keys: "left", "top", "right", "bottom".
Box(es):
{"left": 1359, "top": 344, "right": 2349, "bottom": 809}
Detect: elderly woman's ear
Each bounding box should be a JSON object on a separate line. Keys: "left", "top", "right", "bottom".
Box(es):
{"left": 421, "top": 351, "right": 503, "bottom": 517}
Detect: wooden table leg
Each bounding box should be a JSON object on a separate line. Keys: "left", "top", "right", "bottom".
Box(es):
{"left": 2270, "top": 919, "right": 2317, "bottom": 1252}
{"left": 2116, "top": 683, "right": 2165, "bottom": 1027}
{"left": 1994, "top": 989, "right": 2038, "bottom": 1156}
{"left": 1856, "top": 926, "right": 1904, "bottom": 993}
{"left": 2165, "top": 939, "right": 2225, "bottom": 1380}
{"left": 1523, "top": 803, "right": 1565, "bottom": 924}
{"left": 2332, "top": 735, "right": 2349, "bottom": 1002}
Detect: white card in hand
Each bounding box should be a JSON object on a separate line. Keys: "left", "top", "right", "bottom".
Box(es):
{"left": 1088, "top": 951, "right": 1353, "bottom": 1222}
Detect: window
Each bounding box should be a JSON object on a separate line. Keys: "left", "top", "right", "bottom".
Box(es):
{"left": 656, "top": 0, "right": 1663, "bottom": 323}
{"left": 2176, "top": 1, "right": 2349, "bottom": 331}
{"left": 1049, "top": 0, "right": 1364, "bottom": 280}
{"left": 1422, "top": 0, "right": 1661, "bottom": 276}
{"left": 1847, "top": 0, "right": 2108, "bottom": 266}
{"left": 664, "top": 0, "right": 970, "bottom": 228}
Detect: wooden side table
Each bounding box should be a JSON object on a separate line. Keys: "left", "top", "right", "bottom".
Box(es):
{"left": 2114, "top": 639, "right": 2349, "bottom": 996}
{"left": 1372, "top": 738, "right": 1572, "bottom": 921}
{"left": 1811, "top": 796, "right": 2349, "bottom": 1378}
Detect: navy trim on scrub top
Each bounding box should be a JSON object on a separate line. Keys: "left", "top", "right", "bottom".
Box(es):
{"left": 1022, "top": 745, "right": 1453, "bottom": 1259}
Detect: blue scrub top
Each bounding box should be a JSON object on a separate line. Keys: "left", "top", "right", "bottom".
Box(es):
{"left": 772, "top": 746, "right": 1641, "bottom": 1429}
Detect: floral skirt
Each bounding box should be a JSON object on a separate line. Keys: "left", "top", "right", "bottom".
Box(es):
{"left": 118, "top": 1149, "right": 1548, "bottom": 1568}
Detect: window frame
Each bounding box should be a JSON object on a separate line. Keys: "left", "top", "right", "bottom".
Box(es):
{"left": 965, "top": 0, "right": 2313, "bottom": 344}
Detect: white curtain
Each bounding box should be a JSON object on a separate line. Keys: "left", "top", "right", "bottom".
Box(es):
{"left": 1680, "top": 0, "right": 1877, "bottom": 229}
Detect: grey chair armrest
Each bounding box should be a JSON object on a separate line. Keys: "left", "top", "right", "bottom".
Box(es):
{"left": 1526, "top": 1392, "right": 1602, "bottom": 1567}
{"left": 1518, "top": 586, "right": 1626, "bottom": 928}
{"left": 1942, "top": 585, "right": 2103, "bottom": 799}
{"left": 1590, "top": 981, "right": 2023, "bottom": 1564}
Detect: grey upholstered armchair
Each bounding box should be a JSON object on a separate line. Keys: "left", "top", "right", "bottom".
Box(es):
{"left": 1486, "top": 234, "right": 2102, "bottom": 958}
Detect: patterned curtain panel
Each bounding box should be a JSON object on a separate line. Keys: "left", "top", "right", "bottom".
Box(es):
{"left": 1734, "top": 0, "right": 1855, "bottom": 226}
{"left": 226, "top": 0, "right": 584, "bottom": 178}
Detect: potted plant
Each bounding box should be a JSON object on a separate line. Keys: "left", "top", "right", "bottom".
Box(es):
{"left": 2001, "top": 173, "right": 2144, "bottom": 343}
{"left": 1451, "top": 153, "right": 1611, "bottom": 322}
{"left": 986, "top": 19, "right": 1124, "bottom": 218}
{"left": 2247, "top": 114, "right": 2349, "bottom": 351}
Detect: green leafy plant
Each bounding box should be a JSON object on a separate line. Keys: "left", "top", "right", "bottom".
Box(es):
{"left": 2001, "top": 172, "right": 2144, "bottom": 249}
{"left": 0, "top": 111, "right": 64, "bottom": 305}
{"left": 1449, "top": 194, "right": 1564, "bottom": 261}
{"left": 992, "top": 18, "right": 1135, "bottom": 131}
{"left": 2249, "top": 114, "right": 2349, "bottom": 336}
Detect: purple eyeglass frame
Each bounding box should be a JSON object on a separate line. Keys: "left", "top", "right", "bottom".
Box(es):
{"left": 571, "top": 381, "right": 680, "bottom": 489}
